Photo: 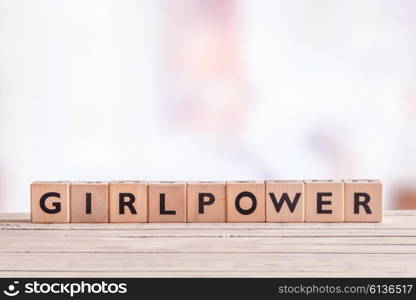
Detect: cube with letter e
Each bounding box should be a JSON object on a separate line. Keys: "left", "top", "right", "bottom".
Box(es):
{"left": 305, "top": 180, "right": 344, "bottom": 222}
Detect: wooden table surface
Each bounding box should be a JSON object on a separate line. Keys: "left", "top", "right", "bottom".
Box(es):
{"left": 0, "top": 211, "right": 415, "bottom": 278}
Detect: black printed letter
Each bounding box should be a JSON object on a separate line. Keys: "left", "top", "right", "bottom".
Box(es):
{"left": 269, "top": 192, "right": 301, "bottom": 213}
{"left": 119, "top": 193, "right": 137, "bottom": 214}
{"left": 235, "top": 191, "right": 257, "bottom": 215}
{"left": 160, "top": 193, "right": 176, "bottom": 215}
{"left": 86, "top": 193, "right": 92, "bottom": 214}
{"left": 198, "top": 193, "right": 215, "bottom": 214}
{"left": 354, "top": 192, "right": 372, "bottom": 214}
{"left": 317, "top": 192, "right": 332, "bottom": 214}
{"left": 39, "top": 192, "right": 61, "bottom": 214}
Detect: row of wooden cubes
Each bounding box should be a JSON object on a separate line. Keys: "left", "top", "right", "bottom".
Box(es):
{"left": 31, "top": 180, "right": 382, "bottom": 223}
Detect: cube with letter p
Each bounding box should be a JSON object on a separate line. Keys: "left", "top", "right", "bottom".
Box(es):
{"left": 187, "top": 181, "right": 225, "bottom": 222}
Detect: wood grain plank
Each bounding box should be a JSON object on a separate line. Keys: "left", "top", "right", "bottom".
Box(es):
{"left": 2, "top": 221, "right": 416, "bottom": 230}
{"left": 1, "top": 271, "right": 412, "bottom": 278}
{"left": 0, "top": 270, "right": 410, "bottom": 278}
{"left": 0, "top": 211, "right": 415, "bottom": 277}
{"left": 1, "top": 237, "right": 416, "bottom": 254}
{"left": 1, "top": 228, "right": 416, "bottom": 237}
{"left": 0, "top": 253, "right": 414, "bottom": 276}
{"left": 1, "top": 211, "right": 416, "bottom": 227}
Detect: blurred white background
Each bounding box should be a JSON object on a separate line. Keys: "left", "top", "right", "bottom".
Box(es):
{"left": 1, "top": 0, "right": 415, "bottom": 212}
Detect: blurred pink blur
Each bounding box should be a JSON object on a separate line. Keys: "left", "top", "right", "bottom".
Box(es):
{"left": 0, "top": 0, "right": 415, "bottom": 212}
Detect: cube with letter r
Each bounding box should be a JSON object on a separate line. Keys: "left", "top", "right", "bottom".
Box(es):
{"left": 343, "top": 179, "right": 382, "bottom": 223}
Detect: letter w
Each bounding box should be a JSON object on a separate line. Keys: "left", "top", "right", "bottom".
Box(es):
{"left": 269, "top": 193, "right": 301, "bottom": 213}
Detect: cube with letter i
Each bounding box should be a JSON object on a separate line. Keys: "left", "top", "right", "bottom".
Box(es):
{"left": 70, "top": 182, "right": 109, "bottom": 223}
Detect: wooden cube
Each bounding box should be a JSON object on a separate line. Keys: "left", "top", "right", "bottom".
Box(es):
{"left": 305, "top": 180, "right": 344, "bottom": 222}
{"left": 70, "top": 182, "right": 109, "bottom": 223}
{"left": 343, "top": 179, "right": 382, "bottom": 222}
{"left": 187, "top": 181, "right": 225, "bottom": 222}
{"left": 31, "top": 181, "right": 70, "bottom": 223}
{"left": 109, "top": 181, "right": 147, "bottom": 223}
{"left": 226, "top": 181, "right": 265, "bottom": 222}
{"left": 266, "top": 180, "right": 304, "bottom": 222}
{"left": 148, "top": 181, "right": 186, "bottom": 223}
